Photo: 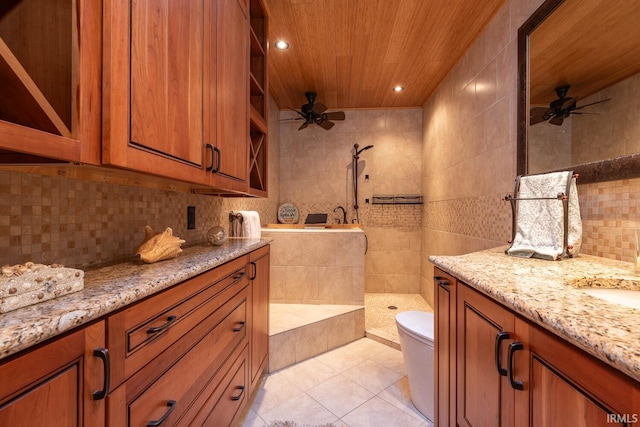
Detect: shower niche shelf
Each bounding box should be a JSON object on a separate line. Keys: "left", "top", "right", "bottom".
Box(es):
{"left": 372, "top": 195, "right": 424, "bottom": 205}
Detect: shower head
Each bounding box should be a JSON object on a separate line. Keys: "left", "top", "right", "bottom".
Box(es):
{"left": 354, "top": 144, "right": 374, "bottom": 157}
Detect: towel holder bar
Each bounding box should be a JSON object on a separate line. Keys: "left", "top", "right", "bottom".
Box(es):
{"left": 503, "top": 193, "right": 567, "bottom": 202}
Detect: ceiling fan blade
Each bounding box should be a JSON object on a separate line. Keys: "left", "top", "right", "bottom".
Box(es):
{"left": 286, "top": 107, "right": 306, "bottom": 118}
{"left": 279, "top": 118, "right": 303, "bottom": 122}
{"left": 548, "top": 115, "right": 564, "bottom": 126}
{"left": 312, "top": 102, "right": 328, "bottom": 115}
{"left": 530, "top": 107, "right": 550, "bottom": 125}
{"left": 572, "top": 98, "right": 612, "bottom": 110}
{"left": 317, "top": 119, "right": 335, "bottom": 130}
{"left": 298, "top": 122, "right": 309, "bottom": 131}
{"left": 323, "top": 111, "right": 345, "bottom": 121}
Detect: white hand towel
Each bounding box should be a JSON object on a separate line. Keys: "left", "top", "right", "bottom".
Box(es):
{"left": 237, "top": 211, "right": 261, "bottom": 238}
{"left": 507, "top": 171, "right": 581, "bottom": 260}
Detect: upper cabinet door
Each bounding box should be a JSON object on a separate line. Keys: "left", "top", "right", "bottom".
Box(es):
{"left": 103, "top": 0, "right": 209, "bottom": 185}
{"left": 212, "top": 0, "right": 249, "bottom": 191}
{"left": 0, "top": 0, "right": 101, "bottom": 164}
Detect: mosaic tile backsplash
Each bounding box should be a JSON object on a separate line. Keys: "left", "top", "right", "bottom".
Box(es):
{"left": 0, "top": 169, "right": 277, "bottom": 268}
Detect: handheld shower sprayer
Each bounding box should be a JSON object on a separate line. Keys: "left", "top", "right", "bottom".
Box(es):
{"left": 352, "top": 143, "right": 374, "bottom": 223}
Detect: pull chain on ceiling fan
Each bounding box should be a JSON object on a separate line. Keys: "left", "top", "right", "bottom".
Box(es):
{"left": 282, "top": 92, "right": 346, "bottom": 130}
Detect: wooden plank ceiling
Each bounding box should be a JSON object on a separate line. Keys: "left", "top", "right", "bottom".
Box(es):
{"left": 265, "top": 0, "right": 506, "bottom": 110}
{"left": 529, "top": 0, "right": 640, "bottom": 105}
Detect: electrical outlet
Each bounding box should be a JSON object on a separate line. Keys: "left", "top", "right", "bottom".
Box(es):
{"left": 187, "top": 206, "right": 196, "bottom": 229}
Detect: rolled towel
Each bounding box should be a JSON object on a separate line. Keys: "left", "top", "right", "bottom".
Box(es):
{"left": 237, "top": 211, "right": 261, "bottom": 238}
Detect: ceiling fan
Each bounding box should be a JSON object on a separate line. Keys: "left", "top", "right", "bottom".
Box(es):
{"left": 530, "top": 84, "right": 611, "bottom": 126}
{"left": 284, "top": 92, "right": 346, "bottom": 130}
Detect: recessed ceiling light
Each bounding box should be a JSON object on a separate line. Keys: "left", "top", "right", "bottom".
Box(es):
{"left": 275, "top": 40, "right": 289, "bottom": 50}
{"left": 392, "top": 86, "right": 404, "bottom": 92}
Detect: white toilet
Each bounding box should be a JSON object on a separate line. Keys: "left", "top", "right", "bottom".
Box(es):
{"left": 395, "top": 310, "right": 434, "bottom": 421}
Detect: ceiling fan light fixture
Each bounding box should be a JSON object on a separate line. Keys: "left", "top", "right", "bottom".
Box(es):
{"left": 274, "top": 40, "right": 289, "bottom": 50}
{"left": 392, "top": 86, "right": 404, "bottom": 92}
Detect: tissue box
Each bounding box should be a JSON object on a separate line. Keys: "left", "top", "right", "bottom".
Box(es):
{"left": 0, "top": 262, "right": 84, "bottom": 313}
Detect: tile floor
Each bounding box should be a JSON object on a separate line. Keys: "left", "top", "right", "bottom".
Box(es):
{"left": 365, "top": 293, "right": 433, "bottom": 347}
{"left": 238, "top": 338, "right": 434, "bottom": 427}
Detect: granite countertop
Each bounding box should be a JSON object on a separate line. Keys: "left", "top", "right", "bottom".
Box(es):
{"left": 430, "top": 247, "right": 640, "bottom": 383}
{"left": 0, "top": 238, "right": 270, "bottom": 361}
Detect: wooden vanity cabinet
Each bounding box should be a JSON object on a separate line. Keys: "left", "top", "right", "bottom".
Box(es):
{"left": 513, "top": 317, "right": 640, "bottom": 427}
{"left": 249, "top": 245, "right": 270, "bottom": 393}
{"left": 456, "top": 283, "right": 515, "bottom": 427}
{"left": 0, "top": 321, "right": 106, "bottom": 427}
{"left": 0, "top": 0, "right": 101, "bottom": 164}
{"left": 439, "top": 275, "right": 640, "bottom": 427}
{"left": 106, "top": 255, "right": 251, "bottom": 427}
{"left": 434, "top": 269, "right": 457, "bottom": 427}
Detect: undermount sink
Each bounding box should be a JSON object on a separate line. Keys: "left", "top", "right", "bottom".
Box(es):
{"left": 566, "top": 277, "right": 640, "bottom": 310}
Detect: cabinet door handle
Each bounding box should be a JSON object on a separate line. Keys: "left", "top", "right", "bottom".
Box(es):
{"left": 233, "top": 321, "right": 246, "bottom": 332}
{"left": 212, "top": 146, "right": 221, "bottom": 173}
{"left": 507, "top": 342, "right": 524, "bottom": 390}
{"left": 434, "top": 276, "right": 450, "bottom": 290}
{"left": 231, "top": 385, "right": 245, "bottom": 401}
{"left": 146, "top": 315, "right": 177, "bottom": 335}
{"left": 206, "top": 144, "right": 214, "bottom": 172}
{"left": 249, "top": 261, "right": 257, "bottom": 280}
{"left": 495, "top": 332, "right": 510, "bottom": 376}
{"left": 92, "top": 347, "right": 110, "bottom": 400}
{"left": 147, "top": 400, "right": 176, "bottom": 426}
{"left": 233, "top": 271, "right": 246, "bottom": 281}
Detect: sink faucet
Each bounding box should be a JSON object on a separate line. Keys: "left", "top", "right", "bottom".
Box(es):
{"left": 333, "top": 206, "right": 347, "bottom": 225}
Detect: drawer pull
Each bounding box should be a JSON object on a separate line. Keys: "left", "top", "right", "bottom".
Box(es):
{"left": 233, "top": 271, "right": 246, "bottom": 281}
{"left": 92, "top": 347, "right": 110, "bottom": 400}
{"left": 147, "top": 315, "right": 177, "bottom": 335}
{"left": 147, "top": 400, "right": 176, "bottom": 426}
{"left": 233, "top": 321, "right": 246, "bottom": 332}
{"left": 231, "top": 385, "right": 245, "bottom": 401}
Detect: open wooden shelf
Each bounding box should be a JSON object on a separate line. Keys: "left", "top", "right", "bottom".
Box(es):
{"left": 247, "top": 0, "right": 268, "bottom": 196}
{"left": 0, "top": 37, "right": 71, "bottom": 137}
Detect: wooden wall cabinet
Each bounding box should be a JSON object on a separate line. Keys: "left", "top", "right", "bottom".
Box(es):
{"left": 212, "top": 0, "right": 250, "bottom": 192}
{"left": 437, "top": 272, "right": 640, "bottom": 427}
{"left": 103, "top": 0, "right": 211, "bottom": 185}
{"left": 249, "top": 245, "right": 270, "bottom": 392}
{"left": 0, "top": 321, "right": 107, "bottom": 427}
{"left": 0, "top": 0, "right": 101, "bottom": 164}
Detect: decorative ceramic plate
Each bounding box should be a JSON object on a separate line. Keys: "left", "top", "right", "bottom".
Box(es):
{"left": 277, "top": 203, "right": 299, "bottom": 224}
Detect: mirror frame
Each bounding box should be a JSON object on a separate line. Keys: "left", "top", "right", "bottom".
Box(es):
{"left": 517, "top": 0, "right": 640, "bottom": 184}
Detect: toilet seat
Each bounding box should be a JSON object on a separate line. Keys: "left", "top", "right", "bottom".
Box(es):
{"left": 396, "top": 311, "right": 434, "bottom": 344}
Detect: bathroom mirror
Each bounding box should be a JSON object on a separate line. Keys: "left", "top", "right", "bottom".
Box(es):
{"left": 517, "top": 0, "right": 640, "bottom": 183}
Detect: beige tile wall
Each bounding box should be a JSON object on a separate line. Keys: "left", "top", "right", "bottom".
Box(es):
{"left": 572, "top": 73, "right": 640, "bottom": 165}
{"left": 262, "top": 230, "right": 365, "bottom": 305}
{"left": 0, "top": 97, "right": 281, "bottom": 269}
{"left": 279, "top": 108, "right": 423, "bottom": 294}
{"left": 420, "top": 0, "right": 640, "bottom": 307}
{"left": 420, "top": 0, "right": 548, "bottom": 306}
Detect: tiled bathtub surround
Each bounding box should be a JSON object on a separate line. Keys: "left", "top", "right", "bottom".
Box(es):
{"left": 262, "top": 228, "right": 365, "bottom": 305}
